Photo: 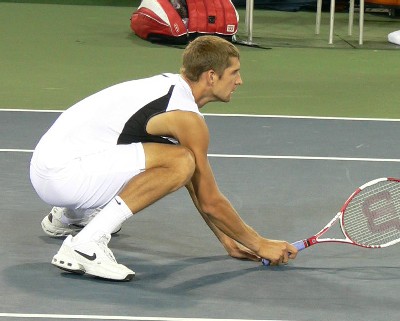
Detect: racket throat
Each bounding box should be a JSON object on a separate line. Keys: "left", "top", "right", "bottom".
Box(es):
{"left": 305, "top": 236, "right": 318, "bottom": 248}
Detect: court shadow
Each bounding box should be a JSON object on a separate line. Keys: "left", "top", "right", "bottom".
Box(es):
{"left": 269, "top": 264, "right": 400, "bottom": 280}
{"left": 2, "top": 254, "right": 260, "bottom": 306}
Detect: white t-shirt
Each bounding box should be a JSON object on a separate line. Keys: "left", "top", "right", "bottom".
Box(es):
{"left": 34, "top": 73, "right": 201, "bottom": 168}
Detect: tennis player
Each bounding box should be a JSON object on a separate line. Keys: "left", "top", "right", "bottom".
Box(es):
{"left": 30, "top": 35, "right": 298, "bottom": 281}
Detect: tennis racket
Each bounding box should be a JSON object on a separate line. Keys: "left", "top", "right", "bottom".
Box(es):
{"left": 262, "top": 177, "right": 400, "bottom": 266}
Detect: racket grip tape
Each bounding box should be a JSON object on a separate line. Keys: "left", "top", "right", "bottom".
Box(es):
{"left": 261, "top": 240, "right": 306, "bottom": 266}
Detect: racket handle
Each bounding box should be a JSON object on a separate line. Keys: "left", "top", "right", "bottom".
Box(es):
{"left": 261, "top": 240, "right": 306, "bottom": 266}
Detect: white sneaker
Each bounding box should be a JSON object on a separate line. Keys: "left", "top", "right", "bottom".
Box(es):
{"left": 52, "top": 233, "right": 135, "bottom": 281}
{"left": 41, "top": 207, "right": 121, "bottom": 237}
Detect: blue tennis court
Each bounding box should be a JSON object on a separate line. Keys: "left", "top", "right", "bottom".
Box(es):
{"left": 1, "top": 111, "right": 399, "bottom": 321}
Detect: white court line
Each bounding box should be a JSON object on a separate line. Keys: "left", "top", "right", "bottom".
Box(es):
{"left": 1, "top": 149, "right": 400, "bottom": 163}
{"left": 208, "top": 154, "right": 400, "bottom": 163}
{"left": 0, "top": 149, "right": 34, "bottom": 153}
{"left": 1, "top": 108, "right": 400, "bottom": 122}
{"left": 0, "top": 108, "right": 62, "bottom": 113}
{"left": 0, "top": 314, "right": 290, "bottom": 321}
{"left": 205, "top": 114, "right": 400, "bottom": 122}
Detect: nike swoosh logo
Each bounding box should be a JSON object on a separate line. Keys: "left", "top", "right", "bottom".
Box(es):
{"left": 75, "top": 250, "right": 97, "bottom": 261}
{"left": 115, "top": 198, "right": 121, "bottom": 205}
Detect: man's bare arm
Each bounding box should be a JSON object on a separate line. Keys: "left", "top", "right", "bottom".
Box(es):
{"left": 147, "top": 111, "right": 297, "bottom": 265}
{"left": 186, "top": 181, "right": 260, "bottom": 261}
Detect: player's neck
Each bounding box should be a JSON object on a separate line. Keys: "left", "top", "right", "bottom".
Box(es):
{"left": 181, "top": 74, "right": 214, "bottom": 109}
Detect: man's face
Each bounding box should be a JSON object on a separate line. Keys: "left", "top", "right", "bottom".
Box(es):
{"left": 212, "top": 57, "right": 243, "bottom": 103}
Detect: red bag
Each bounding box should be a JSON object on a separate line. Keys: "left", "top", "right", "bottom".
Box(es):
{"left": 130, "top": 0, "right": 239, "bottom": 44}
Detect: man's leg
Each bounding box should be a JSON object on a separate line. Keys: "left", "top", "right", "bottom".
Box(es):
{"left": 74, "top": 143, "right": 195, "bottom": 239}
{"left": 52, "top": 143, "right": 195, "bottom": 281}
{"left": 120, "top": 143, "right": 196, "bottom": 212}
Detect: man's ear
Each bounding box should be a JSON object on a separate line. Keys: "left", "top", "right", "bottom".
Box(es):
{"left": 207, "top": 70, "right": 216, "bottom": 85}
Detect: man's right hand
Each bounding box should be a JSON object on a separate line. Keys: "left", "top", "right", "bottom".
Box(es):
{"left": 257, "top": 239, "right": 298, "bottom": 265}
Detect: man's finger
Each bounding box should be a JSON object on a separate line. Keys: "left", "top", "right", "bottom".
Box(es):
{"left": 287, "top": 243, "right": 298, "bottom": 259}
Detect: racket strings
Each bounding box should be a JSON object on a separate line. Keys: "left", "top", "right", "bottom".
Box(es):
{"left": 343, "top": 180, "right": 400, "bottom": 247}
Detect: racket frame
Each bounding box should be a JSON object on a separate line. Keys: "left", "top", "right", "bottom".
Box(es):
{"left": 262, "top": 177, "right": 400, "bottom": 266}
{"left": 301, "top": 177, "right": 400, "bottom": 250}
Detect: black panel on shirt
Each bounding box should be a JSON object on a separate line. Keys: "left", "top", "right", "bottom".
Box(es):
{"left": 117, "top": 85, "right": 175, "bottom": 145}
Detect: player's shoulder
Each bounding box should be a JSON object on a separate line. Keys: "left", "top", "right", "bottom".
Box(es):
{"left": 155, "top": 110, "right": 207, "bottom": 134}
{"left": 161, "top": 109, "right": 205, "bottom": 123}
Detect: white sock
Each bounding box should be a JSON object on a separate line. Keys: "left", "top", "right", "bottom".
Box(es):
{"left": 73, "top": 196, "right": 132, "bottom": 243}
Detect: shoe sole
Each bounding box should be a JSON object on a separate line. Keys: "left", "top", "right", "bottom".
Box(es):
{"left": 52, "top": 253, "right": 134, "bottom": 282}
{"left": 42, "top": 222, "right": 82, "bottom": 237}
{"left": 52, "top": 255, "right": 85, "bottom": 274}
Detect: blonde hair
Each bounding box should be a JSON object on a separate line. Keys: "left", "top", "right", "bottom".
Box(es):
{"left": 180, "top": 36, "right": 240, "bottom": 82}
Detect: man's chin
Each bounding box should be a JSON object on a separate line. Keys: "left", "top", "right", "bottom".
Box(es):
{"left": 214, "top": 94, "right": 231, "bottom": 103}
{"left": 221, "top": 95, "right": 231, "bottom": 102}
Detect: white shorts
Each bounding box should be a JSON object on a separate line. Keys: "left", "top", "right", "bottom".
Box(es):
{"left": 30, "top": 143, "right": 145, "bottom": 209}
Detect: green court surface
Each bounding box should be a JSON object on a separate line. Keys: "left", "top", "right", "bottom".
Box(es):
{"left": 0, "top": 1, "right": 399, "bottom": 118}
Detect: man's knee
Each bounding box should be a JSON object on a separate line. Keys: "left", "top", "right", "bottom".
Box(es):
{"left": 143, "top": 143, "right": 195, "bottom": 185}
